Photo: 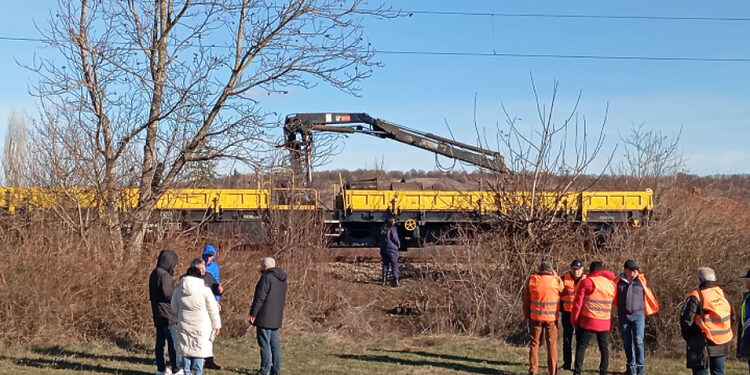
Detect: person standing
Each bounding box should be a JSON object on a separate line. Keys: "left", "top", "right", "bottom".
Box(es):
{"left": 571, "top": 261, "right": 616, "bottom": 375}
{"left": 615, "top": 259, "right": 659, "bottom": 375}
{"left": 560, "top": 259, "right": 586, "bottom": 371}
{"left": 149, "top": 249, "right": 184, "bottom": 375}
{"left": 172, "top": 259, "right": 222, "bottom": 375}
{"left": 739, "top": 269, "right": 750, "bottom": 373}
{"left": 523, "top": 260, "right": 564, "bottom": 375}
{"left": 379, "top": 217, "right": 401, "bottom": 287}
{"left": 201, "top": 244, "right": 224, "bottom": 370}
{"left": 250, "top": 257, "right": 288, "bottom": 375}
{"left": 681, "top": 267, "right": 735, "bottom": 375}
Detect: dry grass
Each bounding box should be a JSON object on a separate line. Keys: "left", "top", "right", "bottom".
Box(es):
{"left": 0, "top": 185, "right": 748, "bottom": 366}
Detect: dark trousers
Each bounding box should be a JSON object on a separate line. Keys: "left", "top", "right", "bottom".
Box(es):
{"left": 692, "top": 355, "right": 725, "bottom": 375}
{"left": 155, "top": 325, "right": 178, "bottom": 372}
{"left": 380, "top": 249, "right": 399, "bottom": 280}
{"left": 561, "top": 311, "right": 575, "bottom": 368}
{"left": 573, "top": 327, "right": 609, "bottom": 375}
{"left": 257, "top": 327, "right": 281, "bottom": 375}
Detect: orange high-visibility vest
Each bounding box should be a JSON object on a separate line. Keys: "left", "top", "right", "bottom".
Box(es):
{"left": 689, "top": 286, "right": 734, "bottom": 345}
{"left": 562, "top": 272, "right": 587, "bottom": 312}
{"left": 528, "top": 273, "right": 563, "bottom": 322}
{"left": 581, "top": 275, "right": 615, "bottom": 320}
{"left": 638, "top": 274, "right": 660, "bottom": 316}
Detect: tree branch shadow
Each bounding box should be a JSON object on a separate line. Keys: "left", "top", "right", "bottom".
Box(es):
{"left": 8, "top": 356, "right": 151, "bottom": 375}
{"left": 336, "top": 353, "right": 520, "bottom": 375}
{"left": 31, "top": 345, "right": 152, "bottom": 366}
{"left": 379, "top": 349, "right": 519, "bottom": 367}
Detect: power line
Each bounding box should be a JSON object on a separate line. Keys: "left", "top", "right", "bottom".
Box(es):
{"left": 393, "top": 10, "right": 750, "bottom": 22}
{"left": 2, "top": 35, "right": 748, "bottom": 63}
{"left": 374, "top": 49, "right": 750, "bottom": 62}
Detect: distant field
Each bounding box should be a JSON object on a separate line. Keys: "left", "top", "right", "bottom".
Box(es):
{"left": 1, "top": 334, "right": 748, "bottom": 375}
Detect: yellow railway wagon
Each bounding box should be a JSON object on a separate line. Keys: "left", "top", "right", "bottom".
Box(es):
{"left": 341, "top": 189, "right": 652, "bottom": 220}
{"left": 0, "top": 187, "right": 318, "bottom": 213}
{"left": 328, "top": 188, "right": 653, "bottom": 248}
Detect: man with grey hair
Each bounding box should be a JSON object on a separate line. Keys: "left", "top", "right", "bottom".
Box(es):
{"left": 250, "top": 257, "right": 287, "bottom": 375}
{"left": 680, "top": 267, "right": 735, "bottom": 375}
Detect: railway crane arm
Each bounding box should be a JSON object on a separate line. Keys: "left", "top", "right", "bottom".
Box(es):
{"left": 284, "top": 112, "right": 508, "bottom": 183}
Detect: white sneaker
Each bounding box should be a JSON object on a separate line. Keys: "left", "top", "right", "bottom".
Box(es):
{"left": 173, "top": 370, "right": 184, "bottom": 375}
{"left": 155, "top": 370, "right": 171, "bottom": 375}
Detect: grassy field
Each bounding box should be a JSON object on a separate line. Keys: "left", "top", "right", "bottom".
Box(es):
{"left": 0, "top": 334, "right": 748, "bottom": 375}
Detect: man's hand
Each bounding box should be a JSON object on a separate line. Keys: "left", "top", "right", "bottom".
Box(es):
{"left": 214, "top": 328, "right": 221, "bottom": 336}
{"left": 249, "top": 315, "right": 256, "bottom": 325}
{"left": 217, "top": 283, "right": 224, "bottom": 295}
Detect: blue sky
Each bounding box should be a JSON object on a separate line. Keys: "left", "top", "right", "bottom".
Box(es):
{"left": 1, "top": 1, "right": 749, "bottom": 176}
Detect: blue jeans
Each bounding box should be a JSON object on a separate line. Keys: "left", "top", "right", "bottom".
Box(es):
{"left": 155, "top": 325, "right": 179, "bottom": 372}
{"left": 257, "top": 327, "right": 281, "bottom": 374}
{"left": 182, "top": 357, "right": 204, "bottom": 375}
{"left": 618, "top": 314, "right": 645, "bottom": 375}
{"left": 692, "top": 355, "right": 725, "bottom": 375}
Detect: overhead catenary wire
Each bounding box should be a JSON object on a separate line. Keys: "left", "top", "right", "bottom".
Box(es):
{"left": 1, "top": 35, "right": 748, "bottom": 63}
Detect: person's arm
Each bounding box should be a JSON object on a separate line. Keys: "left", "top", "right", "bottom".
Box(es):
{"left": 160, "top": 272, "right": 174, "bottom": 302}
{"left": 249, "top": 275, "right": 271, "bottom": 323}
{"left": 522, "top": 277, "right": 530, "bottom": 319}
{"left": 680, "top": 296, "right": 699, "bottom": 340}
{"left": 205, "top": 287, "right": 222, "bottom": 334}
{"left": 390, "top": 227, "right": 400, "bottom": 249}
{"left": 170, "top": 282, "right": 180, "bottom": 313}
{"left": 571, "top": 278, "right": 592, "bottom": 326}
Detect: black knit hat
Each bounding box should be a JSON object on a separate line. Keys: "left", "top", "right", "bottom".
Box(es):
{"left": 570, "top": 259, "right": 583, "bottom": 269}
{"left": 624, "top": 259, "right": 639, "bottom": 271}
{"left": 589, "top": 260, "right": 604, "bottom": 273}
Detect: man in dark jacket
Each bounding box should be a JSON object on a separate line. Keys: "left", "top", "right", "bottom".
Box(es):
{"left": 149, "top": 249, "right": 183, "bottom": 375}
{"left": 379, "top": 217, "right": 401, "bottom": 287}
{"left": 739, "top": 269, "right": 750, "bottom": 373}
{"left": 680, "top": 267, "right": 735, "bottom": 375}
{"left": 616, "top": 259, "right": 647, "bottom": 375}
{"left": 250, "top": 257, "right": 288, "bottom": 375}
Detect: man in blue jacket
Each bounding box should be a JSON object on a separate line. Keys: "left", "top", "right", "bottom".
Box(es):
{"left": 202, "top": 244, "right": 224, "bottom": 370}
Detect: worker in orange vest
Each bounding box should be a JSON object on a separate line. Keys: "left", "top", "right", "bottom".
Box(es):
{"left": 614, "top": 259, "right": 660, "bottom": 375}
{"left": 570, "top": 260, "right": 616, "bottom": 375}
{"left": 680, "top": 267, "right": 735, "bottom": 375}
{"left": 560, "top": 259, "right": 586, "bottom": 371}
{"left": 523, "top": 259, "right": 564, "bottom": 375}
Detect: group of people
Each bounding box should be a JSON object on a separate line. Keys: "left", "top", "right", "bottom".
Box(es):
{"left": 524, "top": 258, "right": 750, "bottom": 375}
{"left": 148, "top": 245, "right": 288, "bottom": 375}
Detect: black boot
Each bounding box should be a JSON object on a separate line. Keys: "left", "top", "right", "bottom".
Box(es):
{"left": 382, "top": 276, "right": 387, "bottom": 286}
{"left": 392, "top": 278, "right": 401, "bottom": 287}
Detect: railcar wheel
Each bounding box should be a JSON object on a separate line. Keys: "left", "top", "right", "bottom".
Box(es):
{"left": 404, "top": 218, "right": 417, "bottom": 231}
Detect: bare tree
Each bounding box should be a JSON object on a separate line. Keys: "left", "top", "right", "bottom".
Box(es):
{"left": 613, "top": 122, "right": 684, "bottom": 193}
{"left": 29, "top": 0, "right": 385, "bottom": 253}
{"left": 485, "top": 78, "right": 612, "bottom": 244}
{"left": 3, "top": 109, "right": 29, "bottom": 186}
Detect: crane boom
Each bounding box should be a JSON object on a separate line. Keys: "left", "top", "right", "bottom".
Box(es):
{"left": 284, "top": 112, "right": 507, "bottom": 183}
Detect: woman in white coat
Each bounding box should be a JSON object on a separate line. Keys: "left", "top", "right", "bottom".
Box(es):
{"left": 171, "top": 260, "right": 221, "bottom": 375}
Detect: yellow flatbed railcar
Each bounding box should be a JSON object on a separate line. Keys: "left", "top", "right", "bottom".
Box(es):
{"left": 0, "top": 186, "right": 651, "bottom": 248}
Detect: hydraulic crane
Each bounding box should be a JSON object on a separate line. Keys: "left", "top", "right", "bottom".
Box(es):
{"left": 284, "top": 112, "right": 507, "bottom": 184}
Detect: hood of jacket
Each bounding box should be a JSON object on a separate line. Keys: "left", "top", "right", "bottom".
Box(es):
{"left": 156, "top": 249, "right": 178, "bottom": 275}
{"left": 202, "top": 244, "right": 217, "bottom": 259}
{"left": 265, "top": 267, "right": 287, "bottom": 282}
{"left": 590, "top": 269, "right": 616, "bottom": 280}
{"left": 179, "top": 275, "right": 206, "bottom": 296}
